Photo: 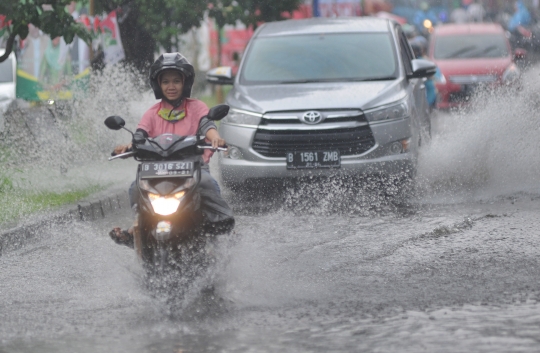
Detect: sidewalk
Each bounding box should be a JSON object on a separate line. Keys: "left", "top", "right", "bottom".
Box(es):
{"left": 0, "top": 185, "right": 131, "bottom": 255}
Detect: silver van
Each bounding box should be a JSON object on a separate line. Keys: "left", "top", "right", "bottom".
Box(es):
{"left": 207, "top": 17, "right": 436, "bottom": 189}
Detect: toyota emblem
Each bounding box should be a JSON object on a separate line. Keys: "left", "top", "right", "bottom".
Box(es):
{"left": 301, "top": 111, "right": 323, "bottom": 124}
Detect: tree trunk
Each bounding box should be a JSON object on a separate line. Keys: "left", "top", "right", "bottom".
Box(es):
{"left": 116, "top": 3, "right": 155, "bottom": 73}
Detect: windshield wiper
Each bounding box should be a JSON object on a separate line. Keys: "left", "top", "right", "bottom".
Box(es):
{"left": 476, "top": 45, "right": 503, "bottom": 57}
{"left": 350, "top": 76, "right": 397, "bottom": 81}
{"left": 278, "top": 79, "right": 333, "bottom": 84}
{"left": 443, "top": 45, "right": 477, "bottom": 59}
{"left": 278, "top": 77, "right": 396, "bottom": 84}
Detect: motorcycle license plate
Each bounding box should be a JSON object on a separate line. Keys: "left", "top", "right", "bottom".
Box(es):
{"left": 140, "top": 161, "right": 194, "bottom": 179}
{"left": 286, "top": 150, "right": 340, "bottom": 169}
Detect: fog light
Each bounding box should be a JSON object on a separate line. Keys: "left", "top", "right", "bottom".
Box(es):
{"left": 227, "top": 146, "right": 243, "bottom": 160}
{"left": 401, "top": 138, "right": 411, "bottom": 152}
{"left": 155, "top": 221, "right": 172, "bottom": 241}
{"left": 156, "top": 220, "right": 172, "bottom": 233}
{"left": 389, "top": 141, "right": 403, "bottom": 154}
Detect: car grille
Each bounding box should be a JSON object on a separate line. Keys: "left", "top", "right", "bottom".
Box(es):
{"left": 449, "top": 91, "right": 472, "bottom": 103}
{"left": 449, "top": 75, "right": 498, "bottom": 85}
{"left": 253, "top": 126, "right": 375, "bottom": 157}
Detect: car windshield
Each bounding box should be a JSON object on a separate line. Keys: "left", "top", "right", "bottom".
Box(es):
{"left": 241, "top": 33, "right": 398, "bottom": 84}
{"left": 0, "top": 56, "right": 14, "bottom": 83}
{"left": 434, "top": 34, "right": 509, "bottom": 59}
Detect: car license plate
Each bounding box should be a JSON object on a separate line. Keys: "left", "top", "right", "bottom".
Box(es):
{"left": 140, "top": 161, "right": 194, "bottom": 179}
{"left": 286, "top": 150, "right": 340, "bottom": 169}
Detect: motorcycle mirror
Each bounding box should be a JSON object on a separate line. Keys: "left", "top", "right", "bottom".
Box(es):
{"left": 104, "top": 116, "right": 126, "bottom": 130}
{"left": 207, "top": 104, "right": 230, "bottom": 121}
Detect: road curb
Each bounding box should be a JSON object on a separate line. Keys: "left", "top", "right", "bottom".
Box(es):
{"left": 0, "top": 188, "right": 131, "bottom": 255}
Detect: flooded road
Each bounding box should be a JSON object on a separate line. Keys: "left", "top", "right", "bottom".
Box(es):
{"left": 2, "top": 72, "right": 540, "bottom": 352}
{"left": 2, "top": 187, "right": 540, "bottom": 352}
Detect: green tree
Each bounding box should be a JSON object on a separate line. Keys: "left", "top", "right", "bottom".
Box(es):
{"left": 95, "top": 0, "right": 302, "bottom": 71}
{"left": 209, "top": 0, "right": 303, "bottom": 28}
{"left": 208, "top": 0, "right": 302, "bottom": 65}
{"left": 0, "top": 0, "right": 92, "bottom": 63}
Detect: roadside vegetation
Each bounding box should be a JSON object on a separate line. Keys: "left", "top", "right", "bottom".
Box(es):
{"left": 0, "top": 166, "right": 106, "bottom": 226}
{"left": 0, "top": 179, "right": 104, "bottom": 226}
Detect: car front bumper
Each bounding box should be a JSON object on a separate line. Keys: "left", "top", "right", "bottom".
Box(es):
{"left": 217, "top": 117, "right": 417, "bottom": 185}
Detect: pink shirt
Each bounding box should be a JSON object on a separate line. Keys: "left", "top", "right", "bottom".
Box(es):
{"left": 137, "top": 99, "right": 214, "bottom": 164}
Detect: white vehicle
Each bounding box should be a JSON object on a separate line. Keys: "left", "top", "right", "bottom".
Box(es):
{"left": 0, "top": 48, "right": 17, "bottom": 114}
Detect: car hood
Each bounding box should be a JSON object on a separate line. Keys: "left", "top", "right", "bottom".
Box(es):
{"left": 433, "top": 57, "right": 512, "bottom": 76}
{"left": 226, "top": 80, "right": 406, "bottom": 113}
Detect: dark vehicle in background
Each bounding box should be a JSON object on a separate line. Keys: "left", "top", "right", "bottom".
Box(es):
{"left": 428, "top": 23, "right": 521, "bottom": 110}
{"left": 207, "top": 17, "right": 436, "bottom": 190}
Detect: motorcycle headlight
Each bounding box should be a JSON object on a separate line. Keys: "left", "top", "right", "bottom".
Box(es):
{"left": 148, "top": 191, "right": 186, "bottom": 216}
{"left": 364, "top": 101, "right": 409, "bottom": 123}
{"left": 222, "top": 108, "right": 262, "bottom": 127}
{"left": 502, "top": 64, "right": 520, "bottom": 84}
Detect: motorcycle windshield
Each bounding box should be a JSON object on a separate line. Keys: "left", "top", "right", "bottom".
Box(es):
{"left": 152, "top": 134, "right": 186, "bottom": 150}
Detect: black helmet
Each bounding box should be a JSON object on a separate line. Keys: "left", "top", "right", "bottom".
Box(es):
{"left": 409, "top": 36, "right": 427, "bottom": 58}
{"left": 410, "top": 42, "right": 423, "bottom": 58}
{"left": 149, "top": 52, "right": 195, "bottom": 100}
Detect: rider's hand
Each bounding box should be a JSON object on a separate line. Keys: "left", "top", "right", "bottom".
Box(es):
{"left": 206, "top": 129, "right": 226, "bottom": 149}
{"left": 113, "top": 143, "right": 132, "bottom": 157}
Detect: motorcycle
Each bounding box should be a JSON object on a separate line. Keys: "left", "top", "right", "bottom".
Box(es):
{"left": 104, "top": 104, "right": 235, "bottom": 276}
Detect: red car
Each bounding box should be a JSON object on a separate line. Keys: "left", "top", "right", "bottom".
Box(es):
{"left": 428, "top": 23, "right": 521, "bottom": 109}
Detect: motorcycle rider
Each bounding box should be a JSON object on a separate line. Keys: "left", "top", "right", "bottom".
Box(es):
{"left": 508, "top": 0, "right": 532, "bottom": 32}
{"left": 110, "top": 52, "right": 230, "bottom": 246}
{"left": 409, "top": 37, "right": 440, "bottom": 111}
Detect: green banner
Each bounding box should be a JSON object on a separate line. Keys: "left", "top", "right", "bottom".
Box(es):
{"left": 16, "top": 67, "right": 90, "bottom": 102}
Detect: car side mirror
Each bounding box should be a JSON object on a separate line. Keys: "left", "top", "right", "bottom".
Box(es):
{"left": 409, "top": 59, "right": 438, "bottom": 79}
{"left": 206, "top": 66, "right": 234, "bottom": 85}
{"left": 207, "top": 104, "right": 230, "bottom": 121}
{"left": 104, "top": 116, "right": 126, "bottom": 130}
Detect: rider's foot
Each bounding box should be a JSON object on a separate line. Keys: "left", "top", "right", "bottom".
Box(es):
{"left": 109, "top": 227, "right": 134, "bottom": 248}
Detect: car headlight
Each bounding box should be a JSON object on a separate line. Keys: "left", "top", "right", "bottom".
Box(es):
{"left": 364, "top": 101, "right": 409, "bottom": 123}
{"left": 148, "top": 191, "right": 186, "bottom": 216}
{"left": 502, "top": 64, "right": 520, "bottom": 84}
{"left": 222, "top": 108, "right": 262, "bottom": 127}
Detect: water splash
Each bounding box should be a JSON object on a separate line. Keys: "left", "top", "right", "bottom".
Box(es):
{"left": 417, "top": 67, "right": 540, "bottom": 201}
{"left": 0, "top": 65, "right": 154, "bottom": 194}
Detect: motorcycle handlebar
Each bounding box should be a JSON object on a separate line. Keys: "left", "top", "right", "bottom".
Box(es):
{"left": 108, "top": 143, "right": 227, "bottom": 161}
{"left": 197, "top": 145, "right": 228, "bottom": 152}
{"left": 108, "top": 151, "right": 135, "bottom": 161}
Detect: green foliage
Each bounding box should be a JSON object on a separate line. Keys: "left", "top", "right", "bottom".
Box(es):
{"left": 0, "top": 173, "right": 13, "bottom": 194}
{"left": 95, "top": 0, "right": 302, "bottom": 64}
{"left": 0, "top": 0, "right": 92, "bottom": 62}
{"left": 138, "top": 0, "right": 208, "bottom": 52}
{"left": 0, "top": 168, "right": 24, "bottom": 194}
{"left": 0, "top": 184, "right": 104, "bottom": 225}
{"left": 208, "top": 0, "right": 303, "bottom": 29}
